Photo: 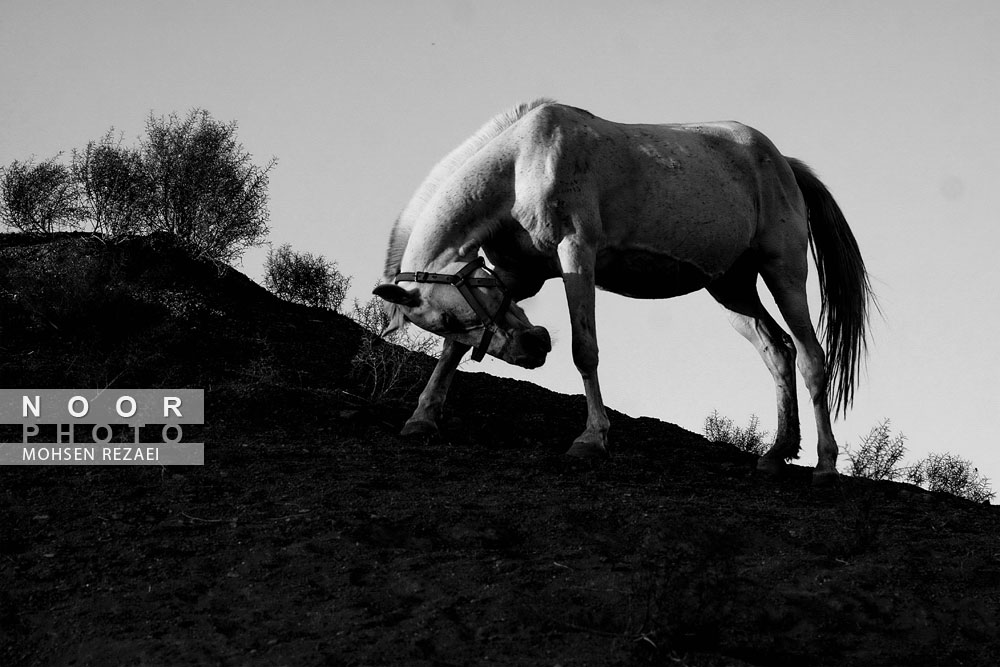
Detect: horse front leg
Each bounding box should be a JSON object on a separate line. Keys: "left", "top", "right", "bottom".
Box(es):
{"left": 401, "top": 338, "right": 470, "bottom": 436}
{"left": 558, "top": 238, "right": 610, "bottom": 459}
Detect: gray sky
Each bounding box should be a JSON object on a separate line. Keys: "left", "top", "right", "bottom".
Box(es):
{"left": 3, "top": 1, "right": 998, "bottom": 485}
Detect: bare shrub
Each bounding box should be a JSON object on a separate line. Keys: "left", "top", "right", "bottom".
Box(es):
{"left": 349, "top": 295, "right": 440, "bottom": 402}
{"left": 842, "top": 419, "right": 908, "bottom": 481}
{"left": 71, "top": 131, "right": 152, "bottom": 241}
{"left": 703, "top": 410, "right": 770, "bottom": 456}
{"left": 141, "top": 109, "right": 275, "bottom": 263}
{"left": 842, "top": 420, "right": 994, "bottom": 503}
{"left": 263, "top": 243, "right": 350, "bottom": 311}
{"left": 907, "top": 453, "right": 995, "bottom": 504}
{"left": 1, "top": 156, "right": 83, "bottom": 233}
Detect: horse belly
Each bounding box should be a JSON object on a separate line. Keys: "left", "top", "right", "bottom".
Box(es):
{"left": 595, "top": 249, "right": 716, "bottom": 299}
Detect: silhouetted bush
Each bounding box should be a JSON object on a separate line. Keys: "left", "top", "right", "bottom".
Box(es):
{"left": 4, "top": 109, "right": 275, "bottom": 264}
{"left": 71, "top": 131, "right": 152, "bottom": 241}
{"left": 703, "top": 410, "right": 770, "bottom": 456}
{"left": 842, "top": 419, "right": 994, "bottom": 503}
{"left": 142, "top": 109, "right": 275, "bottom": 263}
{"left": 263, "top": 243, "right": 350, "bottom": 311}
{"left": 842, "top": 419, "right": 908, "bottom": 481}
{"left": 907, "top": 453, "right": 995, "bottom": 504}
{"left": 0, "top": 156, "right": 83, "bottom": 233}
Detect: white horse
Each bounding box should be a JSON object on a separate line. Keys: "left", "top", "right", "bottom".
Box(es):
{"left": 375, "top": 100, "right": 873, "bottom": 483}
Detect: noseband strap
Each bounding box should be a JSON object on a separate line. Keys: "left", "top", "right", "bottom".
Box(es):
{"left": 394, "top": 257, "right": 511, "bottom": 362}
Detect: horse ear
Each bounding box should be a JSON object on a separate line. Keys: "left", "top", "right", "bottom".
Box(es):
{"left": 373, "top": 283, "right": 421, "bottom": 307}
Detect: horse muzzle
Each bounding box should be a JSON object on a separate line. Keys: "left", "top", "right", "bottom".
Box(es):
{"left": 505, "top": 326, "right": 551, "bottom": 369}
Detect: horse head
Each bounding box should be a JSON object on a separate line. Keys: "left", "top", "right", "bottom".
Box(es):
{"left": 373, "top": 257, "right": 551, "bottom": 368}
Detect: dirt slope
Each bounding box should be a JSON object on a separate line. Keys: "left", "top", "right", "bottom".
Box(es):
{"left": 1, "top": 235, "right": 998, "bottom": 666}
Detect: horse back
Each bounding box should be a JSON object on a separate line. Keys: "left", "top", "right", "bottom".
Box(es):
{"left": 504, "top": 103, "right": 804, "bottom": 294}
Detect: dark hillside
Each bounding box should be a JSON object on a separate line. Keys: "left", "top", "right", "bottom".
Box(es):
{"left": 0, "top": 233, "right": 363, "bottom": 389}
{"left": 1, "top": 235, "right": 998, "bottom": 666}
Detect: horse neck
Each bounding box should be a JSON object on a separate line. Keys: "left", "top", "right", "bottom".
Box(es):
{"left": 385, "top": 99, "right": 550, "bottom": 280}
{"left": 401, "top": 212, "right": 481, "bottom": 272}
{"left": 401, "top": 152, "right": 513, "bottom": 272}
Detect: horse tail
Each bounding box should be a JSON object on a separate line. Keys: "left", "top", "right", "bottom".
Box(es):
{"left": 785, "top": 157, "right": 875, "bottom": 418}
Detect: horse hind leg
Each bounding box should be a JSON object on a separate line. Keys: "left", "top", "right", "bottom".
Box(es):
{"left": 760, "top": 262, "right": 839, "bottom": 485}
{"left": 708, "top": 271, "right": 801, "bottom": 473}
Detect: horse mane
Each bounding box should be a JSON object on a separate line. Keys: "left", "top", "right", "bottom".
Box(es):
{"left": 382, "top": 98, "right": 555, "bottom": 280}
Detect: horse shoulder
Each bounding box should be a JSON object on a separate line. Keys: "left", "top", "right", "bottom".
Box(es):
{"left": 509, "top": 104, "right": 606, "bottom": 248}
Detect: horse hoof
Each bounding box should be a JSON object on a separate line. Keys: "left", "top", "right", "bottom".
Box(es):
{"left": 565, "top": 440, "right": 609, "bottom": 459}
{"left": 756, "top": 457, "right": 785, "bottom": 476}
{"left": 400, "top": 420, "right": 438, "bottom": 437}
{"left": 812, "top": 470, "right": 840, "bottom": 487}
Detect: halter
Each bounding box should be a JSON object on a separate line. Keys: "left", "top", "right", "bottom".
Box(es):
{"left": 394, "top": 257, "right": 512, "bottom": 362}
